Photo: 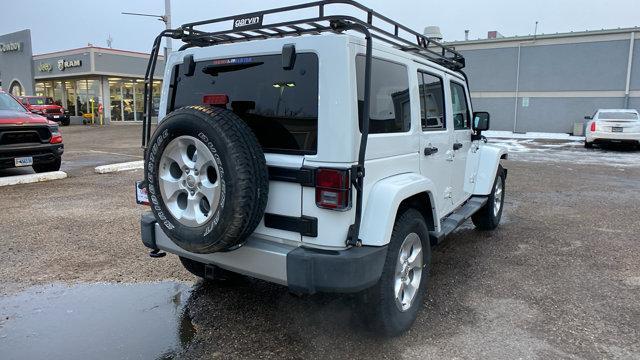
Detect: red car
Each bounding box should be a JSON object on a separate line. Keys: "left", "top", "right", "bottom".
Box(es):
{"left": 0, "top": 91, "right": 64, "bottom": 172}
{"left": 17, "top": 96, "right": 70, "bottom": 126}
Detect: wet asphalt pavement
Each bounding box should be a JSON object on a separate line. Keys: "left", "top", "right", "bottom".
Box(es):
{"left": 1, "top": 125, "right": 639, "bottom": 359}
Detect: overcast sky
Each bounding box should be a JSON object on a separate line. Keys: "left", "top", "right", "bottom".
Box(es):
{"left": 2, "top": 0, "right": 639, "bottom": 54}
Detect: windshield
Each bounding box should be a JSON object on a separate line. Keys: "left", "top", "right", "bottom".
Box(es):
{"left": 598, "top": 112, "right": 638, "bottom": 120}
{"left": 0, "top": 93, "right": 28, "bottom": 112}
{"left": 172, "top": 53, "right": 319, "bottom": 155}
{"left": 29, "top": 97, "right": 55, "bottom": 105}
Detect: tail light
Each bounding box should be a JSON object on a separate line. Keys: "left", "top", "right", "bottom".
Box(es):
{"left": 590, "top": 122, "right": 596, "bottom": 132}
{"left": 49, "top": 124, "right": 63, "bottom": 144}
{"left": 315, "top": 168, "right": 351, "bottom": 210}
{"left": 203, "top": 94, "right": 229, "bottom": 107}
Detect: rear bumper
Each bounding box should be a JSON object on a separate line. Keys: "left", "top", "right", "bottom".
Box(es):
{"left": 0, "top": 143, "right": 64, "bottom": 169}
{"left": 586, "top": 131, "right": 640, "bottom": 143}
{"left": 141, "top": 212, "right": 387, "bottom": 294}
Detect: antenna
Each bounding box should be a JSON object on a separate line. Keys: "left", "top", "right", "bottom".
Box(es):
{"left": 534, "top": 21, "right": 539, "bottom": 39}
{"left": 106, "top": 34, "right": 113, "bottom": 48}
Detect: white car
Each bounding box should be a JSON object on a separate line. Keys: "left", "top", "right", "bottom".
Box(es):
{"left": 584, "top": 109, "right": 640, "bottom": 148}
{"left": 136, "top": 1, "right": 507, "bottom": 335}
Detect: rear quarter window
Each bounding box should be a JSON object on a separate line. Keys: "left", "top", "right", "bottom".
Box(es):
{"left": 356, "top": 55, "right": 411, "bottom": 134}
{"left": 171, "top": 53, "right": 319, "bottom": 155}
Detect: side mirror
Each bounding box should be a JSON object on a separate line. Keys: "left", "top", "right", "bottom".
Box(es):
{"left": 584, "top": 116, "right": 592, "bottom": 120}
{"left": 472, "top": 111, "right": 490, "bottom": 132}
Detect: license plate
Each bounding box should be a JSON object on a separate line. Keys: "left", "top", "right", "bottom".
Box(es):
{"left": 135, "top": 180, "right": 150, "bottom": 205}
{"left": 53, "top": 115, "right": 60, "bottom": 119}
{"left": 612, "top": 127, "right": 623, "bottom": 132}
{"left": 14, "top": 157, "right": 33, "bottom": 167}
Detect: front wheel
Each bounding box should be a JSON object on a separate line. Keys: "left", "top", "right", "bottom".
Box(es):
{"left": 471, "top": 165, "right": 505, "bottom": 230}
{"left": 361, "top": 209, "right": 431, "bottom": 336}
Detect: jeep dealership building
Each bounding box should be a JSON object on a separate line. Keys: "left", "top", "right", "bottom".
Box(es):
{"left": 0, "top": 29, "right": 164, "bottom": 124}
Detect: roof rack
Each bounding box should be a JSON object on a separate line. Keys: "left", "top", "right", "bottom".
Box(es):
{"left": 176, "top": 0, "right": 465, "bottom": 71}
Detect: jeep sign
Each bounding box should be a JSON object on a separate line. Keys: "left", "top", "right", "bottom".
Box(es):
{"left": 0, "top": 42, "right": 22, "bottom": 53}
{"left": 38, "top": 63, "right": 52, "bottom": 72}
{"left": 232, "top": 14, "right": 263, "bottom": 30}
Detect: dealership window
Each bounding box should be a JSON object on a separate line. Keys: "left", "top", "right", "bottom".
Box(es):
{"left": 134, "top": 80, "right": 144, "bottom": 121}
{"left": 108, "top": 78, "right": 161, "bottom": 121}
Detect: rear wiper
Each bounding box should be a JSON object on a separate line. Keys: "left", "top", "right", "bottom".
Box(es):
{"left": 202, "top": 62, "right": 263, "bottom": 76}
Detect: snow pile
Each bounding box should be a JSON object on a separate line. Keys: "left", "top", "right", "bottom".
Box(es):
{"left": 487, "top": 138, "right": 640, "bottom": 168}
{"left": 484, "top": 131, "right": 584, "bottom": 141}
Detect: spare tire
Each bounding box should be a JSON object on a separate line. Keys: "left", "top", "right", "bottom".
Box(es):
{"left": 145, "top": 106, "right": 268, "bottom": 253}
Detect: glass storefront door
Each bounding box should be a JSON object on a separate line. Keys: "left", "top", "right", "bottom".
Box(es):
{"left": 64, "top": 81, "right": 77, "bottom": 116}
{"left": 76, "top": 80, "right": 89, "bottom": 116}
{"left": 122, "top": 80, "right": 135, "bottom": 121}
{"left": 109, "top": 79, "right": 123, "bottom": 121}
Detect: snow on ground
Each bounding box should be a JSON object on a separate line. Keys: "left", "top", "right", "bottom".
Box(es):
{"left": 488, "top": 138, "right": 640, "bottom": 168}
{"left": 484, "top": 130, "right": 584, "bottom": 141}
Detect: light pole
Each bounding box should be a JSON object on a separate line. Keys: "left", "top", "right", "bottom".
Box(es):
{"left": 122, "top": 0, "right": 172, "bottom": 59}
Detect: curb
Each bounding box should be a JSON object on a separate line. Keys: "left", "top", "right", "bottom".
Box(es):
{"left": 95, "top": 160, "right": 144, "bottom": 174}
{"left": 0, "top": 171, "right": 67, "bottom": 187}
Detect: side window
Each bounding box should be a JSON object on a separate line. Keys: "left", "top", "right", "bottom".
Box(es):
{"left": 417, "top": 72, "right": 446, "bottom": 131}
{"left": 356, "top": 55, "right": 411, "bottom": 134}
{"left": 450, "top": 82, "right": 471, "bottom": 130}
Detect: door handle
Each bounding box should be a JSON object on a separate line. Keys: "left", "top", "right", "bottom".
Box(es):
{"left": 453, "top": 142, "right": 463, "bottom": 151}
{"left": 424, "top": 147, "right": 439, "bottom": 156}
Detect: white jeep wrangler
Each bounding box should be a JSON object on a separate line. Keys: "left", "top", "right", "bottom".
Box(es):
{"left": 138, "top": 1, "right": 507, "bottom": 335}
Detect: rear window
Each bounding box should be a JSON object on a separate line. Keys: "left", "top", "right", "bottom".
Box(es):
{"left": 598, "top": 112, "right": 638, "bottom": 120}
{"left": 172, "top": 53, "right": 319, "bottom": 155}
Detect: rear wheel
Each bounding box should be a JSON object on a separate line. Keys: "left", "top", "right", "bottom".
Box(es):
{"left": 32, "top": 158, "right": 61, "bottom": 173}
{"left": 362, "top": 209, "right": 431, "bottom": 336}
{"left": 472, "top": 165, "right": 505, "bottom": 230}
{"left": 584, "top": 141, "right": 593, "bottom": 148}
{"left": 61, "top": 118, "right": 70, "bottom": 126}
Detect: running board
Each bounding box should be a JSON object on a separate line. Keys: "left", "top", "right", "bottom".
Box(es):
{"left": 429, "top": 196, "right": 488, "bottom": 244}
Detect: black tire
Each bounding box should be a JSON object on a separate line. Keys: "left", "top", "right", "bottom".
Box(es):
{"left": 32, "top": 158, "right": 61, "bottom": 173}
{"left": 584, "top": 141, "right": 593, "bottom": 148}
{"left": 145, "top": 106, "right": 268, "bottom": 254}
{"left": 471, "top": 165, "right": 505, "bottom": 231}
{"left": 61, "top": 118, "right": 70, "bottom": 126}
{"left": 179, "top": 257, "right": 244, "bottom": 283}
{"left": 361, "top": 209, "right": 431, "bottom": 336}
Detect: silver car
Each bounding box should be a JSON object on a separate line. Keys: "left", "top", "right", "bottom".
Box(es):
{"left": 584, "top": 109, "right": 640, "bottom": 148}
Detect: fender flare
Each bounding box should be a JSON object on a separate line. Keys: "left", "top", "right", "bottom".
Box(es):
{"left": 473, "top": 144, "right": 508, "bottom": 196}
{"left": 359, "top": 173, "right": 438, "bottom": 247}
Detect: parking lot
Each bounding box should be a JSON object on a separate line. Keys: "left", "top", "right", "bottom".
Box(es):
{"left": 1, "top": 125, "right": 639, "bottom": 359}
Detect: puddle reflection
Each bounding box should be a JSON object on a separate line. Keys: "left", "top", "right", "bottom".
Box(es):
{"left": 0, "top": 281, "right": 194, "bottom": 360}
